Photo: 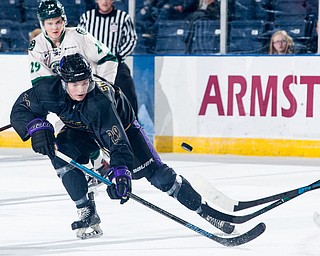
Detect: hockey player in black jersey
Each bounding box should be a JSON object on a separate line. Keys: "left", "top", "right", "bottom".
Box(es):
{"left": 10, "top": 53, "right": 234, "bottom": 239}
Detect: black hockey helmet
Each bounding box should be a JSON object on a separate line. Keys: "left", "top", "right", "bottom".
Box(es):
{"left": 58, "top": 53, "right": 92, "bottom": 83}
{"left": 37, "top": 0, "right": 67, "bottom": 25}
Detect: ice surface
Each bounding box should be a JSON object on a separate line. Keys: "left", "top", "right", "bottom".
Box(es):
{"left": 1, "top": 148, "right": 320, "bottom": 256}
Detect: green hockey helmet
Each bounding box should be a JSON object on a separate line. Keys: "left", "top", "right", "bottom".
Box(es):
{"left": 37, "top": 0, "right": 68, "bottom": 25}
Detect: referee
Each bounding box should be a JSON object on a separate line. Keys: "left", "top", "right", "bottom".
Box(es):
{"left": 79, "top": 0, "right": 139, "bottom": 116}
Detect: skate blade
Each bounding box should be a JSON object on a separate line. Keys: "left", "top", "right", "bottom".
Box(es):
{"left": 76, "top": 224, "right": 103, "bottom": 240}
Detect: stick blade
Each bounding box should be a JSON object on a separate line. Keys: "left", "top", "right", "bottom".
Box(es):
{"left": 214, "top": 222, "right": 266, "bottom": 247}
{"left": 192, "top": 175, "right": 239, "bottom": 212}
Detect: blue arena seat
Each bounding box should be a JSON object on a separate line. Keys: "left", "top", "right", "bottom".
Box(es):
{"left": 59, "top": 0, "right": 85, "bottom": 26}
{"left": 254, "top": 0, "right": 273, "bottom": 20}
{"left": 23, "top": 0, "right": 39, "bottom": 21}
{"left": 273, "top": 0, "right": 307, "bottom": 22}
{"left": 0, "top": 20, "right": 18, "bottom": 40}
{"left": 231, "top": 0, "right": 274, "bottom": 21}
{"left": 233, "top": 0, "right": 255, "bottom": 20}
{"left": 155, "top": 20, "right": 190, "bottom": 54}
{"left": 272, "top": 20, "right": 309, "bottom": 39}
{"left": 0, "top": 20, "right": 24, "bottom": 52}
{"left": 228, "top": 20, "right": 266, "bottom": 53}
{"left": 0, "top": 0, "right": 22, "bottom": 21}
{"left": 189, "top": 19, "right": 220, "bottom": 54}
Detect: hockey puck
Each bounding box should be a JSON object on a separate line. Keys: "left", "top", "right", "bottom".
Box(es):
{"left": 181, "top": 142, "right": 193, "bottom": 152}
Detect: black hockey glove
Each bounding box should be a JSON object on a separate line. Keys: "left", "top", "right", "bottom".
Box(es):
{"left": 106, "top": 166, "right": 132, "bottom": 204}
{"left": 26, "top": 118, "right": 55, "bottom": 159}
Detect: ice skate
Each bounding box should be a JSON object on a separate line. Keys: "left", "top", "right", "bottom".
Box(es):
{"left": 199, "top": 203, "right": 235, "bottom": 234}
{"left": 71, "top": 195, "right": 103, "bottom": 239}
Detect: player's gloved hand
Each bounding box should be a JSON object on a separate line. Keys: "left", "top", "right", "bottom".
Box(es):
{"left": 106, "top": 166, "right": 132, "bottom": 204}
{"left": 26, "top": 118, "right": 55, "bottom": 159}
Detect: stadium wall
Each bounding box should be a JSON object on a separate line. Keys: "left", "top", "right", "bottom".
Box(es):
{"left": 1, "top": 54, "right": 320, "bottom": 157}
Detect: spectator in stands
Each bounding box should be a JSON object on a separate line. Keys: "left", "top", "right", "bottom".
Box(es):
{"left": 187, "top": 0, "right": 219, "bottom": 21}
{"left": 137, "top": 1, "right": 158, "bottom": 35}
{"left": 157, "top": 0, "right": 199, "bottom": 20}
{"left": 184, "top": 0, "right": 220, "bottom": 53}
{"left": 136, "top": 0, "right": 159, "bottom": 52}
{"left": 269, "top": 30, "right": 294, "bottom": 54}
{"left": 79, "top": 0, "right": 139, "bottom": 117}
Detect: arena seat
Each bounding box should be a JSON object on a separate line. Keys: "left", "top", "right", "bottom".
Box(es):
{"left": 0, "top": 20, "right": 23, "bottom": 52}
{"left": 273, "top": 0, "right": 307, "bottom": 22}
{"left": 59, "top": 0, "right": 85, "bottom": 26}
{"left": 189, "top": 19, "right": 220, "bottom": 54}
{"left": 155, "top": 20, "right": 190, "bottom": 54}
{"left": 0, "top": 0, "right": 22, "bottom": 21}
{"left": 23, "top": 0, "right": 39, "bottom": 21}
{"left": 228, "top": 20, "right": 266, "bottom": 53}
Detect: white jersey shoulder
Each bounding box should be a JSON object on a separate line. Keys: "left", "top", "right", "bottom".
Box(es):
{"left": 28, "top": 27, "right": 118, "bottom": 85}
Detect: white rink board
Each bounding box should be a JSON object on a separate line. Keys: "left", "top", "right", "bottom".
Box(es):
{"left": 2, "top": 54, "right": 320, "bottom": 141}
{"left": 155, "top": 55, "right": 320, "bottom": 140}
{"left": 0, "top": 54, "right": 31, "bottom": 128}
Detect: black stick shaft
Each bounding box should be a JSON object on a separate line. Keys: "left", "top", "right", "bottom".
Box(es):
{"left": 0, "top": 124, "right": 12, "bottom": 132}
{"left": 234, "top": 180, "right": 320, "bottom": 211}
{"left": 206, "top": 180, "right": 320, "bottom": 224}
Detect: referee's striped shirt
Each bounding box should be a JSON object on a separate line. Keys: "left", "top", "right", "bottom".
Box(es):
{"left": 79, "top": 7, "right": 137, "bottom": 62}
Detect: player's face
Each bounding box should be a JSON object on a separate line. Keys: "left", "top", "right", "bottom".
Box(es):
{"left": 66, "top": 79, "right": 90, "bottom": 101}
{"left": 43, "top": 17, "right": 65, "bottom": 41}
{"left": 97, "top": 0, "right": 114, "bottom": 14}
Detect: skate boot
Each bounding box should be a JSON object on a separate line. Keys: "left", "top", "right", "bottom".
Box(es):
{"left": 199, "top": 203, "right": 235, "bottom": 234}
{"left": 71, "top": 194, "right": 103, "bottom": 239}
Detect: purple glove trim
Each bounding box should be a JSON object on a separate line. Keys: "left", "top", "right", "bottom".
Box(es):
{"left": 107, "top": 166, "right": 132, "bottom": 198}
{"left": 26, "top": 118, "right": 54, "bottom": 136}
{"left": 107, "top": 166, "right": 132, "bottom": 180}
{"left": 113, "top": 166, "right": 132, "bottom": 180}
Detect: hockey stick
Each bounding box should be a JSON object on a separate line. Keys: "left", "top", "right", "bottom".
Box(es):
{"left": 193, "top": 176, "right": 320, "bottom": 212}
{"left": 55, "top": 151, "right": 266, "bottom": 247}
{"left": 182, "top": 144, "right": 320, "bottom": 213}
{"left": 0, "top": 124, "right": 12, "bottom": 132}
{"left": 232, "top": 180, "right": 320, "bottom": 211}
{"left": 196, "top": 179, "right": 320, "bottom": 224}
